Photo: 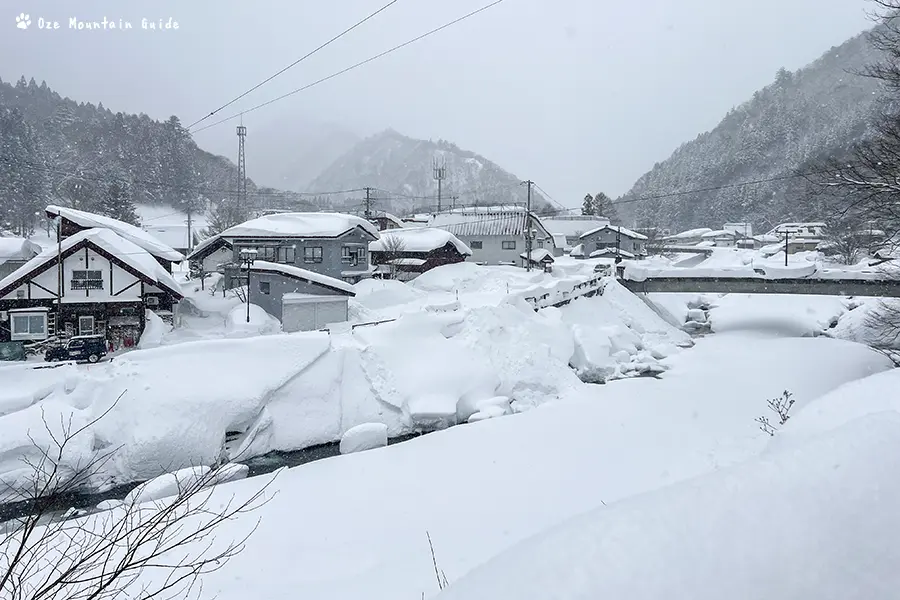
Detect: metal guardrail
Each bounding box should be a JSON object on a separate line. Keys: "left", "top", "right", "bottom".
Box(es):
{"left": 523, "top": 273, "right": 609, "bottom": 310}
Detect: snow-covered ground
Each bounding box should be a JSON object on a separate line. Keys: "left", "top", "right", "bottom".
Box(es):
{"left": 3, "top": 243, "right": 899, "bottom": 597}
{"left": 0, "top": 259, "right": 691, "bottom": 491}
{"left": 41, "top": 330, "right": 891, "bottom": 600}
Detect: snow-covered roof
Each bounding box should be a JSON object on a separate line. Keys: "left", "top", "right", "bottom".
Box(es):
{"left": 0, "top": 228, "right": 182, "bottom": 298}
{"left": 186, "top": 234, "right": 232, "bottom": 261}
{"left": 570, "top": 243, "right": 585, "bottom": 258}
{"left": 541, "top": 217, "right": 611, "bottom": 238}
{"left": 46, "top": 205, "right": 184, "bottom": 262}
{"left": 389, "top": 258, "right": 427, "bottom": 267}
{"left": 580, "top": 225, "right": 648, "bottom": 240}
{"left": 142, "top": 224, "right": 192, "bottom": 251}
{"left": 520, "top": 248, "right": 555, "bottom": 263}
{"left": 251, "top": 260, "right": 355, "bottom": 296}
{"left": 664, "top": 228, "right": 713, "bottom": 241}
{"left": 0, "top": 237, "right": 41, "bottom": 265}
{"left": 701, "top": 229, "right": 737, "bottom": 239}
{"left": 372, "top": 212, "right": 405, "bottom": 229}
{"left": 369, "top": 227, "right": 472, "bottom": 255}
{"left": 552, "top": 233, "right": 568, "bottom": 249}
{"left": 590, "top": 247, "right": 636, "bottom": 259}
{"left": 219, "top": 212, "right": 380, "bottom": 240}
{"left": 428, "top": 206, "right": 550, "bottom": 238}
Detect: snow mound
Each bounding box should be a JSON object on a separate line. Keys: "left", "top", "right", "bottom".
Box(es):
{"left": 438, "top": 413, "right": 900, "bottom": 600}
{"left": 137, "top": 310, "right": 171, "bottom": 349}
{"left": 225, "top": 303, "right": 281, "bottom": 338}
{"left": 352, "top": 279, "right": 427, "bottom": 311}
{"left": 124, "top": 466, "right": 212, "bottom": 505}
{"left": 340, "top": 423, "right": 389, "bottom": 454}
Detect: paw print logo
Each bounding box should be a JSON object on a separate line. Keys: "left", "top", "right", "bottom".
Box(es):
{"left": 16, "top": 13, "right": 30, "bottom": 29}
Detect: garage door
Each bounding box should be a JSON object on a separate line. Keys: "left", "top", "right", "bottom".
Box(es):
{"left": 315, "top": 300, "right": 347, "bottom": 328}
{"left": 283, "top": 302, "right": 317, "bottom": 332}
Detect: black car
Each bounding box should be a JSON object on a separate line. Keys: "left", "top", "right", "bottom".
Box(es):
{"left": 45, "top": 335, "right": 108, "bottom": 364}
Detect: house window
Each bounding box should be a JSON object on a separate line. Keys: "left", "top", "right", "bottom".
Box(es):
{"left": 10, "top": 313, "right": 48, "bottom": 341}
{"left": 78, "top": 316, "right": 95, "bottom": 336}
{"left": 15, "top": 289, "right": 25, "bottom": 299}
{"left": 341, "top": 246, "right": 366, "bottom": 266}
{"left": 259, "top": 281, "right": 271, "bottom": 295}
{"left": 71, "top": 270, "right": 103, "bottom": 290}
{"left": 260, "top": 247, "right": 277, "bottom": 262}
{"left": 502, "top": 241, "right": 516, "bottom": 250}
{"left": 304, "top": 246, "right": 323, "bottom": 264}
{"left": 537, "top": 239, "right": 543, "bottom": 248}
{"left": 470, "top": 241, "right": 483, "bottom": 249}
{"left": 277, "top": 246, "right": 295, "bottom": 264}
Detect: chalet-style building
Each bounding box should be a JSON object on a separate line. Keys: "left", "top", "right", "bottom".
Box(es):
{"left": 46, "top": 205, "right": 185, "bottom": 273}
{"left": 428, "top": 206, "right": 555, "bottom": 266}
{"left": 578, "top": 225, "right": 648, "bottom": 258}
{"left": 369, "top": 228, "right": 471, "bottom": 281}
{"left": 0, "top": 237, "right": 42, "bottom": 279}
{"left": 0, "top": 228, "right": 183, "bottom": 349}
{"left": 217, "top": 212, "right": 381, "bottom": 286}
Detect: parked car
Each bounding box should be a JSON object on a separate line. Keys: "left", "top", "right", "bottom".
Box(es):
{"left": 45, "top": 335, "right": 108, "bottom": 363}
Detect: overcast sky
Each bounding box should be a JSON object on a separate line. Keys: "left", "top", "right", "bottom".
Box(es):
{"left": 0, "top": 0, "right": 874, "bottom": 206}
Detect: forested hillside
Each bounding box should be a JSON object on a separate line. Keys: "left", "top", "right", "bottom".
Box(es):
{"left": 0, "top": 76, "right": 253, "bottom": 234}
{"left": 624, "top": 30, "right": 888, "bottom": 232}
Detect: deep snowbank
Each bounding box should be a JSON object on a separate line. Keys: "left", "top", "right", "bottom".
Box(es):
{"left": 438, "top": 413, "right": 900, "bottom": 600}
{"left": 47, "top": 333, "right": 889, "bottom": 600}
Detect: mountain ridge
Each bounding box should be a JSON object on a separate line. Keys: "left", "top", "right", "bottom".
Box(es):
{"left": 622, "top": 28, "right": 886, "bottom": 232}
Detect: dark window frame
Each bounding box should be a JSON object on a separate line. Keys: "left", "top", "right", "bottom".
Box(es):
{"left": 501, "top": 240, "right": 516, "bottom": 250}
{"left": 303, "top": 246, "right": 324, "bottom": 264}
{"left": 470, "top": 241, "right": 483, "bottom": 249}
{"left": 259, "top": 281, "right": 271, "bottom": 295}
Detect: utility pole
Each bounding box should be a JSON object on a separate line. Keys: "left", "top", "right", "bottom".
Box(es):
{"left": 523, "top": 180, "right": 534, "bottom": 272}
{"left": 56, "top": 217, "right": 62, "bottom": 332}
{"left": 433, "top": 158, "right": 447, "bottom": 212}
{"left": 185, "top": 210, "right": 193, "bottom": 252}
{"left": 364, "top": 187, "right": 374, "bottom": 219}
{"left": 784, "top": 228, "right": 790, "bottom": 267}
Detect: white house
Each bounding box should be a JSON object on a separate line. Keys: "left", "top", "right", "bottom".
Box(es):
{"left": 0, "top": 228, "right": 183, "bottom": 348}
{"left": 186, "top": 235, "right": 235, "bottom": 280}
{"left": 46, "top": 205, "right": 185, "bottom": 273}
{"left": 428, "top": 206, "right": 555, "bottom": 266}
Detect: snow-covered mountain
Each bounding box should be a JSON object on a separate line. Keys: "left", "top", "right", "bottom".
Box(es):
{"left": 304, "top": 129, "right": 549, "bottom": 215}
{"left": 623, "top": 29, "right": 886, "bottom": 232}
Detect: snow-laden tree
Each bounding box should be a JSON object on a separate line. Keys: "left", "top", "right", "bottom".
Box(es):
{"left": 581, "top": 194, "right": 594, "bottom": 215}
{"left": 0, "top": 108, "right": 46, "bottom": 236}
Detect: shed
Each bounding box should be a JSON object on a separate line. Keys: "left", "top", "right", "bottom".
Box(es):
{"left": 248, "top": 260, "right": 355, "bottom": 324}
{"left": 282, "top": 294, "right": 351, "bottom": 333}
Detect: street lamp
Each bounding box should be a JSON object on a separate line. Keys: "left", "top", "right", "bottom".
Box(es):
{"left": 239, "top": 248, "right": 257, "bottom": 323}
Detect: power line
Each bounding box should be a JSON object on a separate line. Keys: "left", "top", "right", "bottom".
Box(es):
{"left": 191, "top": 0, "right": 507, "bottom": 134}
{"left": 186, "top": 0, "right": 403, "bottom": 130}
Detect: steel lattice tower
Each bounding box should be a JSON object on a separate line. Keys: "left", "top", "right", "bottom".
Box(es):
{"left": 236, "top": 124, "right": 248, "bottom": 210}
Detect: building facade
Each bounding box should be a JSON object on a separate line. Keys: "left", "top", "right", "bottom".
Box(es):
{"left": 0, "top": 229, "right": 182, "bottom": 348}
{"left": 369, "top": 227, "right": 471, "bottom": 280}
{"left": 219, "top": 213, "right": 380, "bottom": 286}
{"left": 579, "top": 225, "right": 648, "bottom": 258}
{"left": 428, "top": 206, "right": 554, "bottom": 266}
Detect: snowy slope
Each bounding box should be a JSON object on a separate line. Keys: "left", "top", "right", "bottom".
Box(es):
{"left": 438, "top": 413, "right": 900, "bottom": 600}
{"left": 304, "top": 129, "right": 550, "bottom": 214}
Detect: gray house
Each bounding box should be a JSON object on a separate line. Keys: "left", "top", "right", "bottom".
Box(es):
{"left": 219, "top": 212, "right": 380, "bottom": 287}
{"left": 0, "top": 237, "right": 42, "bottom": 280}
{"left": 428, "top": 206, "right": 555, "bottom": 266}
{"left": 578, "top": 225, "right": 648, "bottom": 258}
{"left": 248, "top": 261, "right": 355, "bottom": 331}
